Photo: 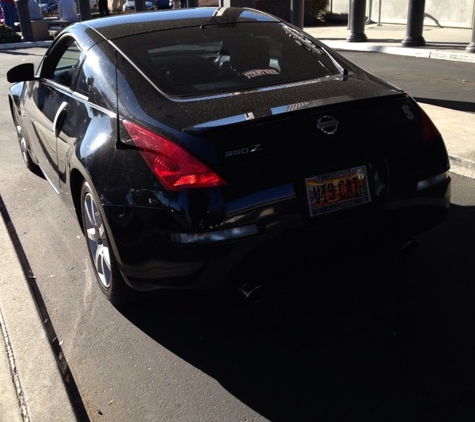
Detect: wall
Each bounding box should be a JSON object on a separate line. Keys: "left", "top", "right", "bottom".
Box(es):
{"left": 328, "top": 0, "right": 475, "bottom": 29}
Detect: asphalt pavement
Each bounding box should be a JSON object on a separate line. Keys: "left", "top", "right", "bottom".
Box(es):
{"left": 0, "top": 22, "right": 474, "bottom": 422}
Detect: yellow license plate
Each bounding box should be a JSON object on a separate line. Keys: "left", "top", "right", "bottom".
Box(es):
{"left": 306, "top": 165, "right": 371, "bottom": 217}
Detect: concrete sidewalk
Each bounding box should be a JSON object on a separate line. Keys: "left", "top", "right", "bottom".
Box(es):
{"left": 0, "top": 22, "right": 474, "bottom": 422}
{"left": 0, "top": 199, "right": 79, "bottom": 421}
{"left": 307, "top": 22, "right": 475, "bottom": 63}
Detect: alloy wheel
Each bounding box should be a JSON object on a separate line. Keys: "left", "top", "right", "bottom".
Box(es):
{"left": 83, "top": 192, "right": 112, "bottom": 289}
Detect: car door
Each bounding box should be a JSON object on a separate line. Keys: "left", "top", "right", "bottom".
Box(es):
{"left": 24, "top": 36, "right": 82, "bottom": 192}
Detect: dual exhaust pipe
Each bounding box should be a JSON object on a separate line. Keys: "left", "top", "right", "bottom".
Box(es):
{"left": 237, "top": 282, "right": 268, "bottom": 304}
{"left": 236, "top": 237, "right": 419, "bottom": 303}
{"left": 399, "top": 237, "right": 419, "bottom": 255}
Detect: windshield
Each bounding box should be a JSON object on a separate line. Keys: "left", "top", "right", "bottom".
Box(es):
{"left": 113, "top": 22, "right": 341, "bottom": 97}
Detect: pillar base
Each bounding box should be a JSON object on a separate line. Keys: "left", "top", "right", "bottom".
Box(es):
{"left": 466, "top": 42, "right": 475, "bottom": 53}
{"left": 402, "top": 36, "right": 426, "bottom": 47}
{"left": 219, "top": 0, "right": 254, "bottom": 5}
{"left": 346, "top": 33, "right": 368, "bottom": 42}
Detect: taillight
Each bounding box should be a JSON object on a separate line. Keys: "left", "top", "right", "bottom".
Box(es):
{"left": 123, "top": 120, "right": 227, "bottom": 191}
{"left": 420, "top": 106, "right": 441, "bottom": 142}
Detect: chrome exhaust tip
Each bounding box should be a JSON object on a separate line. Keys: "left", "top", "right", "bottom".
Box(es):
{"left": 400, "top": 237, "right": 419, "bottom": 255}
{"left": 237, "top": 282, "right": 268, "bottom": 304}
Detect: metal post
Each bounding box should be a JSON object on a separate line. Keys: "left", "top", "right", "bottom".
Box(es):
{"left": 378, "top": 0, "right": 382, "bottom": 26}
{"left": 290, "top": 0, "right": 304, "bottom": 29}
{"left": 347, "top": 0, "right": 368, "bottom": 42}
{"left": 366, "top": 0, "right": 374, "bottom": 24}
{"left": 402, "top": 0, "right": 426, "bottom": 47}
{"left": 466, "top": 4, "right": 475, "bottom": 53}
{"left": 15, "top": 0, "right": 34, "bottom": 42}
{"left": 347, "top": 0, "right": 351, "bottom": 29}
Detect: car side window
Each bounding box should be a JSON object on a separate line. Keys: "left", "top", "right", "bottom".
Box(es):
{"left": 76, "top": 59, "right": 93, "bottom": 97}
{"left": 49, "top": 40, "right": 82, "bottom": 88}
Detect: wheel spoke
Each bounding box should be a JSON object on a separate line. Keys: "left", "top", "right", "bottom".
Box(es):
{"left": 95, "top": 244, "right": 111, "bottom": 287}
{"left": 83, "top": 191, "right": 112, "bottom": 288}
{"left": 84, "top": 195, "right": 95, "bottom": 228}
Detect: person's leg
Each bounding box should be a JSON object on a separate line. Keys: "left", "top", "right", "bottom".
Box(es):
{"left": 99, "top": 0, "right": 109, "bottom": 16}
{"left": 2, "top": 2, "right": 18, "bottom": 30}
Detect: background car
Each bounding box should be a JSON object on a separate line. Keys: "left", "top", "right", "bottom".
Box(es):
{"left": 122, "top": 0, "right": 154, "bottom": 11}
{"left": 155, "top": 0, "right": 173, "bottom": 9}
{"left": 38, "top": 0, "right": 58, "bottom": 16}
{"left": 7, "top": 7, "right": 451, "bottom": 306}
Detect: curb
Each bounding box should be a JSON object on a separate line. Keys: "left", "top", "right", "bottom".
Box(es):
{"left": 448, "top": 155, "right": 475, "bottom": 180}
{"left": 318, "top": 40, "right": 475, "bottom": 64}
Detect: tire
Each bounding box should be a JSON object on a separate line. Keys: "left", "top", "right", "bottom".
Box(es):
{"left": 80, "top": 181, "right": 136, "bottom": 305}
{"left": 13, "top": 108, "right": 42, "bottom": 176}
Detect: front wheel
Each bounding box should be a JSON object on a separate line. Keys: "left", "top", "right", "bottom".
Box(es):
{"left": 12, "top": 107, "right": 42, "bottom": 176}
{"left": 80, "top": 181, "right": 136, "bottom": 305}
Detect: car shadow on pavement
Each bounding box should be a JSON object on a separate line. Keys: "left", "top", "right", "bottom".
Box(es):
{"left": 118, "top": 203, "right": 475, "bottom": 421}
{"left": 415, "top": 97, "right": 475, "bottom": 113}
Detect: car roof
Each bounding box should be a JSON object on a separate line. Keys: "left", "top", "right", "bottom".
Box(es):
{"left": 79, "top": 7, "right": 280, "bottom": 40}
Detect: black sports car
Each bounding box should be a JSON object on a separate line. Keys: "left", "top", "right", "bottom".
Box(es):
{"left": 7, "top": 7, "right": 451, "bottom": 305}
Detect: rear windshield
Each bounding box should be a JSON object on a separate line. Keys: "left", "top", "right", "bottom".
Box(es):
{"left": 113, "top": 22, "right": 341, "bottom": 97}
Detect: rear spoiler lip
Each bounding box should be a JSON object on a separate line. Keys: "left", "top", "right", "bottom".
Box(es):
{"left": 184, "top": 91, "right": 407, "bottom": 135}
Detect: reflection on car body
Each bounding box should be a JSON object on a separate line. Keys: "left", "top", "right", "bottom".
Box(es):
{"left": 6, "top": 7, "right": 451, "bottom": 306}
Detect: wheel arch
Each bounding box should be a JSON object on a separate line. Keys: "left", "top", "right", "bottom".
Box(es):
{"left": 70, "top": 169, "right": 125, "bottom": 269}
{"left": 8, "top": 95, "right": 15, "bottom": 121}
{"left": 8, "top": 93, "right": 21, "bottom": 132}
{"left": 70, "top": 168, "right": 87, "bottom": 232}
{"left": 8, "top": 83, "right": 25, "bottom": 111}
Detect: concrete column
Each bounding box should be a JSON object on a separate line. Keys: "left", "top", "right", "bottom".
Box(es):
{"left": 402, "top": 0, "right": 426, "bottom": 47}
{"left": 346, "top": 0, "right": 367, "bottom": 42}
{"left": 15, "top": 0, "right": 34, "bottom": 42}
{"left": 291, "top": 0, "right": 304, "bottom": 29}
{"left": 466, "top": 5, "right": 475, "bottom": 53}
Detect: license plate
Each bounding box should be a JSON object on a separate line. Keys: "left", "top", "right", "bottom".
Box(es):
{"left": 306, "top": 165, "right": 371, "bottom": 217}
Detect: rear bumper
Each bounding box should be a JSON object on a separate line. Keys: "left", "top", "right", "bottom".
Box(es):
{"left": 111, "top": 176, "right": 450, "bottom": 292}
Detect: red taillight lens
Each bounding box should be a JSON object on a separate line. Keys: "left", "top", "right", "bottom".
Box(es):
{"left": 123, "top": 120, "right": 227, "bottom": 191}
{"left": 420, "top": 106, "right": 442, "bottom": 142}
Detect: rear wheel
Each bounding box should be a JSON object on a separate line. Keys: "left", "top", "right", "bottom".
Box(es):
{"left": 80, "top": 181, "right": 136, "bottom": 305}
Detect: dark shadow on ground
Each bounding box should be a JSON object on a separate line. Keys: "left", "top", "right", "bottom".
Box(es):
{"left": 118, "top": 202, "right": 475, "bottom": 422}
{"left": 415, "top": 97, "right": 475, "bottom": 113}
{"left": 424, "top": 42, "right": 469, "bottom": 49}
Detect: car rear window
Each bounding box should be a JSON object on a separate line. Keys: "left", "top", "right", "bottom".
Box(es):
{"left": 113, "top": 22, "right": 341, "bottom": 97}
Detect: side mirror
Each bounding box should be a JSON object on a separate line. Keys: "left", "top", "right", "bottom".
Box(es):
{"left": 7, "top": 63, "right": 36, "bottom": 83}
